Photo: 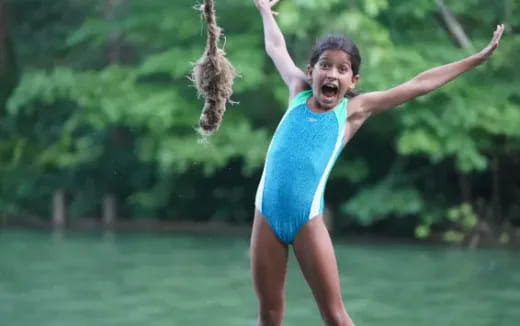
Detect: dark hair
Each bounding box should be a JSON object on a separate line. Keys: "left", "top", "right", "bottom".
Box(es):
{"left": 309, "top": 34, "right": 361, "bottom": 97}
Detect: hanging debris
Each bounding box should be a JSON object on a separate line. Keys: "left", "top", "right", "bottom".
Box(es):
{"left": 191, "top": 0, "right": 236, "bottom": 137}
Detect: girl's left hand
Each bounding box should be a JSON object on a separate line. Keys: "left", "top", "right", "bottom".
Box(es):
{"left": 254, "top": 0, "right": 281, "bottom": 16}
{"left": 478, "top": 24, "right": 505, "bottom": 60}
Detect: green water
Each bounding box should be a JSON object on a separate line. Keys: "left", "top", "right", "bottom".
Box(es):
{"left": 0, "top": 229, "right": 518, "bottom": 326}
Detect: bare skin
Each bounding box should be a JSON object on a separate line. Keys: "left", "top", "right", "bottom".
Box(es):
{"left": 250, "top": 211, "right": 288, "bottom": 326}
{"left": 292, "top": 216, "right": 355, "bottom": 326}
{"left": 251, "top": 211, "right": 355, "bottom": 326}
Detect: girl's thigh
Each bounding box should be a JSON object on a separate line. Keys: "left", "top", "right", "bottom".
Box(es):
{"left": 250, "top": 210, "right": 289, "bottom": 308}
{"left": 292, "top": 215, "right": 345, "bottom": 311}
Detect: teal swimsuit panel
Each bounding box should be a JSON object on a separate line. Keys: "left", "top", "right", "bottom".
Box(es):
{"left": 255, "top": 90, "right": 348, "bottom": 243}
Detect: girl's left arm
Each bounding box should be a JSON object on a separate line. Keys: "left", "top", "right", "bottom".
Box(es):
{"left": 350, "top": 24, "right": 505, "bottom": 116}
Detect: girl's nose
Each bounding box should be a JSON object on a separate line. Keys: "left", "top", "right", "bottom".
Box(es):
{"left": 326, "top": 67, "right": 339, "bottom": 78}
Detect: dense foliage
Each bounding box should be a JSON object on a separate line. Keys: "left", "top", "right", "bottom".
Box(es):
{"left": 1, "top": 0, "right": 519, "bottom": 244}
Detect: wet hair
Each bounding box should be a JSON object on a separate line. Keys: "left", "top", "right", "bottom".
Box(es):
{"left": 309, "top": 34, "right": 361, "bottom": 97}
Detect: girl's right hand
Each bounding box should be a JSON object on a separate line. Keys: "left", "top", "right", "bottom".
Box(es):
{"left": 476, "top": 24, "right": 505, "bottom": 61}
{"left": 254, "top": 0, "right": 281, "bottom": 16}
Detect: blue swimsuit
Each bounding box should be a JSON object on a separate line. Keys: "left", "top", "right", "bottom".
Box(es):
{"left": 255, "top": 90, "right": 348, "bottom": 244}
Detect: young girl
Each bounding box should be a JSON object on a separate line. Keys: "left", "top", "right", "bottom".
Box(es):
{"left": 251, "top": 1, "right": 504, "bottom": 325}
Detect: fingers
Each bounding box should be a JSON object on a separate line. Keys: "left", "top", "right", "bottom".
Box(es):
{"left": 269, "top": 0, "right": 281, "bottom": 16}
{"left": 493, "top": 24, "right": 505, "bottom": 44}
{"left": 270, "top": 0, "right": 282, "bottom": 8}
{"left": 484, "top": 24, "right": 505, "bottom": 56}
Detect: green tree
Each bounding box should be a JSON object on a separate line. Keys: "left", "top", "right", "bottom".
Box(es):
{"left": 1, "top": 0, "right": 519, "bottom": 245}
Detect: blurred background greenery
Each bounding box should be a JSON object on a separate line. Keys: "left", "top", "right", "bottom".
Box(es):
{"left": 1, "top": 0, "right": 520, "bottom": 325}
{"left": 2, "top": 0, "right": 520, "bottom": 245}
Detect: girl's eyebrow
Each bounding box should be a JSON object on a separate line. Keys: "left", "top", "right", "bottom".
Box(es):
{"left": 319, "top": 57, "right": 351, "bottom": 67}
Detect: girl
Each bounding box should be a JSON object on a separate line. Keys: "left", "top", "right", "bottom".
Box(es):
{"left": 251, "top": 1, "right": 504, "bottom": 325}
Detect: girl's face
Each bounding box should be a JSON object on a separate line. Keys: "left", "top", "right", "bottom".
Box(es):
{"left": 307, "top": 49, "right": 359, "bottom": 110}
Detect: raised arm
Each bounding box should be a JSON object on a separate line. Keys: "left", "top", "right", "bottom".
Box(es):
{"left": 254, "top": 0, "right": 307, "bottom": 98}
{"left": 350, "top": 24, "right": 505, "bottom": 117}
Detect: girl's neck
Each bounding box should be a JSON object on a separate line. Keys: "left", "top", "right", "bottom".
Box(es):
{"left": 306, "top": 96, "right": 336, "bottom": 113}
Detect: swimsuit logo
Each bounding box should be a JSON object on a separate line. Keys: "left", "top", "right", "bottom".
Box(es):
{"left": 308, "top": 117, "right": 318, "bottom": 122}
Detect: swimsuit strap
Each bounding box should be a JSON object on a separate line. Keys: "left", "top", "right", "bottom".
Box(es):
{"left": 288, "top": 89, "right": 313, "bottom": 111}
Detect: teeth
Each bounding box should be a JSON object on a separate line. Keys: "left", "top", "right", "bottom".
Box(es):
{"left": 324, "top": 83, "right": 338, "bottom": 89}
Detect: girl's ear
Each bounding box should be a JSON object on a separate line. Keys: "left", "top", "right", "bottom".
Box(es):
{"left": 350, "top": 74, "right": 360, "bottom": 89}
{"left": 306, "top": 64, "right": 313, "bottom": 80}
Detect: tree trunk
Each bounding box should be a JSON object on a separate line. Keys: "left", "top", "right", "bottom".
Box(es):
{"left": 0, "top": 0, "right": 17, "bottom": 107}
{"left": 435, "top": 0, "right": 474, "bottom": 52}
{"left": 491, "top": 157, "right": 502, "bottom": 223}
{"left": 102, "top": 193, "right": 116, "bottom": 225}
{"left": 101, "top": 0, "right": 124, "bottom": 226}
{"left": 0, "top": 0, "right": 8, "bottom": 74}
{"left": 52, "top": 190, "right": 67, "bottom": 227}
{"left": 104, "top": 0, "right": 126, "bottom": 64}
{"left": 504, "top": 0, "right": 512, "bottom": 30}
{"left": 458, "top": 173, "right": 472, "bottom": 203}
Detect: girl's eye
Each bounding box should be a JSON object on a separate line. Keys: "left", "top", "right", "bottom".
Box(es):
{"left": 320, "top": 62, "right": 330, "bottom": 69}
{"left": 339, "top": 66, "right": 349, "bottom": 73}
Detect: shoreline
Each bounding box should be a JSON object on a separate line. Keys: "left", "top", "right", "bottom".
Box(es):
{"left": 2, "top": 215, "right": 519, "bottom": 248}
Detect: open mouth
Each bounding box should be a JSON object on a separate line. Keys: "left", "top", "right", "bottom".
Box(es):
{"left": 321, "top": 83, "right": 339, "bottom": 99}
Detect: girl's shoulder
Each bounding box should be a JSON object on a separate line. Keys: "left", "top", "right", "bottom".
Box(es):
{"left": 287, "top": 89, "right": 313, "bottom": 110}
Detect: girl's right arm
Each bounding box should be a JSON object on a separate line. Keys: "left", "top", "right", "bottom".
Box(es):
{"left": 254, "top": 0, "right": 308, "bottom": 99}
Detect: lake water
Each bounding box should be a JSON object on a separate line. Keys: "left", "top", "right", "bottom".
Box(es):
{"left": 1, "top": 229, "right": 519, "bottom": 326}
